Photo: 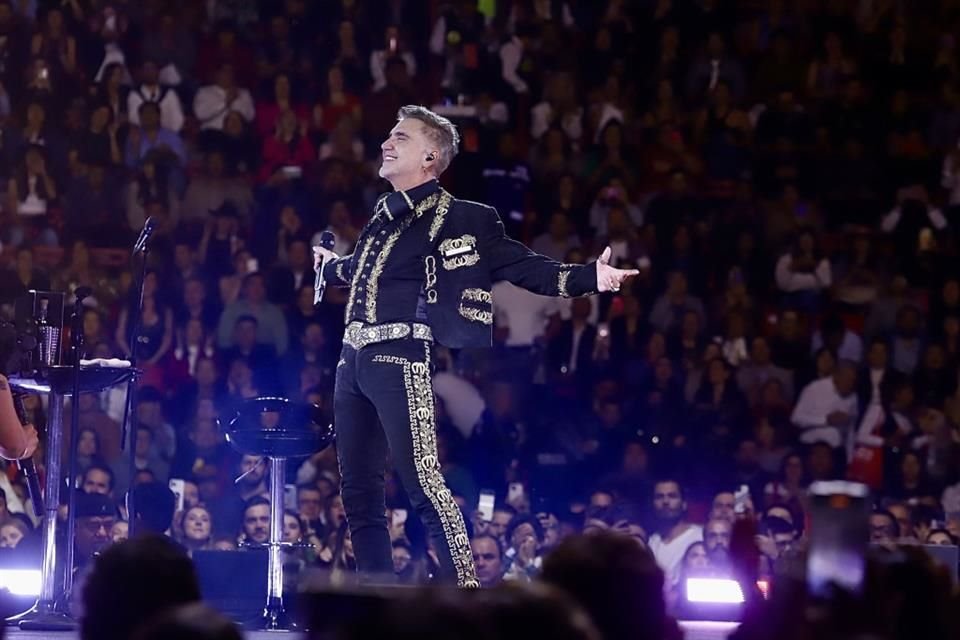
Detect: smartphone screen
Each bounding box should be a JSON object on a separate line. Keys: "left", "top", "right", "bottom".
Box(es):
{"left": 478, "top": 491, "right": 495, "bottom": 522}
{"left": 508, "top": 483, "right": 525, "bottom": 505}
{"left": 806, "top": 481, "right": 870, "bottom": 598}
{"left": 168, "top": 478, "right": 185, "bottom": 512}
{"left": 284, "top": 484, "right": 297, "bottom": 511}
{"left": 734, "top": 485, "right": 750, "bottom": 515}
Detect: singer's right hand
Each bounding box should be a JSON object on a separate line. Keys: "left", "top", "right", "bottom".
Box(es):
{"left": 20, "top": 424, "right": 38, "bottom": 460}
{"left": 313, "top": 245, "right": 339, "bottom": 272}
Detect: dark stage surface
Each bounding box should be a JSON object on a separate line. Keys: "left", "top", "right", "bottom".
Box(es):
{"left": 4, "top": 621, "right": 737, "bottom": 639}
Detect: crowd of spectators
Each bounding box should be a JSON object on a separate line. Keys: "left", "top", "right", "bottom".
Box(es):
{"left": 0, "top": 0, "right": 958, "bottom": 626}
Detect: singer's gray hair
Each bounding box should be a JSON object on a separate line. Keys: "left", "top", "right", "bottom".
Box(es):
{"left": 397, "top": 105, "right": 460, "bottom": 175}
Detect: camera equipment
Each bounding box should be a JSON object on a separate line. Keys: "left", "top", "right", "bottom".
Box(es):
{"left": 0, "top": 320, "right": 37, "bottom": 379}
{"left": 1, "top": 291, "right": 65, "bottom": 378}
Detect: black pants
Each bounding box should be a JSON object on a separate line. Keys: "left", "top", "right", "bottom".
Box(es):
{"left": 334, "top": 337, "right": 478, "bottom": 587}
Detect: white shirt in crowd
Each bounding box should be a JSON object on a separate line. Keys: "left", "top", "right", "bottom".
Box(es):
{"left": 128, "top": 84, "right": 186, "bottom": 132}
{"left": 433, "top": 371, "right": 486, "bottom": 439}
{"left": 791, "top": 376, "right": 859, "bottom": 449}
{"left": 880, "top": 204, "right": 948, "bottom": 232}
{"left": 649, "top": 524, "right": 703, "bottom": 587}
{"left": 775, "top": 254, "right": 832, "bottom": 292}
{"left": 856, "top": 404, "right": 911, "bottom": 449}
{"left": 812, "top": 329, "right": 864, "bottom": 364}
{"left": 530, "top": 101, "right": 583, "bottom": 141}
{"left": 193, "top": 84, "right": 255, "bottom": 130}
{"left": 942, "top": 150, "right": 960, "bottom": 206}
{"left": 492, "top": 281, "right": 564, "bottom": 347}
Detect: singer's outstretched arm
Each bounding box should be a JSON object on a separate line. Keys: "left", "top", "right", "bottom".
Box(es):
{"left": 319, "top": 253, "right": 354, "bottom": 287}
{"left": 0, "top": 375, "right": 39, "bottom": 461}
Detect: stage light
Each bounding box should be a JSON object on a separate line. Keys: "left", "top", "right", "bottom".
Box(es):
{"left": 0, "top": 569, "right": 42, "bottom": 596}
{"left": 685, "top": 577, "right": 745, "bottom": 604}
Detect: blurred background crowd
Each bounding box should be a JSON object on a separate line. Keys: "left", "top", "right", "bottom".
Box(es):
{"left": 0, "top": 0, "right": 958, "bottom": 628}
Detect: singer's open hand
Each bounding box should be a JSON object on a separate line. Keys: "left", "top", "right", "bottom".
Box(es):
{"left": 313, "top": 245, "right": 339, "bottom": 272}
{"left": 596, "top": 246, "right": 639, "bottom": 292}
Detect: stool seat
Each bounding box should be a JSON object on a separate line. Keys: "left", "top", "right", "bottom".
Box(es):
{"left": 225, "top": 397, "right": 333, "bottom": 458}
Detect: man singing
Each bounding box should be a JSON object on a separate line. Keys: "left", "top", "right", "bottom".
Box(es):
{"left": 313, "top": 105, "right": 636, "bottom": 587}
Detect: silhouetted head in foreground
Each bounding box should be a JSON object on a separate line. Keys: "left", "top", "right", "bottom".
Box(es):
{"left": 82, "top": 535, "right": 201, "bottom": 640}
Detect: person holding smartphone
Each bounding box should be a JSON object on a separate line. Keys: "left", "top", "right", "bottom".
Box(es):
{"left": 0, "top": 375, "right": 39, "bottom": 461}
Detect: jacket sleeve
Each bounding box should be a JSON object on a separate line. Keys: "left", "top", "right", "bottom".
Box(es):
{"left": 483, "top": 206, "right": 597, "bottom": 298}
{"left": 321, "top": 254, "right": 353, "bottom": 287}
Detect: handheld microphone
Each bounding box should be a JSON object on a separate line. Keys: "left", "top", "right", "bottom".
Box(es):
{"left": 11, "top": 394, "right": 42, "bottom": 517}
{"left": 132, "top": 216, "right": 157, "bottom": 255}
{"left": 313, "top": 231, "right": 336, "bottom": 307}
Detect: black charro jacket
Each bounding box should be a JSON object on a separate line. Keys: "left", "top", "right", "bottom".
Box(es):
{"left": 323, "top": 183, "right": 598, "bottom": 349}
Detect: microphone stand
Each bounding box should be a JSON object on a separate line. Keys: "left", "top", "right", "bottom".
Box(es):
{"left": 61, "top": 288, "right": 90, "bottom": 605}
{"left": 120, "top": 242, "right": 151, "bottom": 537}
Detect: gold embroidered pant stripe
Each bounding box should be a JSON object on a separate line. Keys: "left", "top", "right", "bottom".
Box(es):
{"left": 333, "top": 338, "right": 479, "bottom": 588}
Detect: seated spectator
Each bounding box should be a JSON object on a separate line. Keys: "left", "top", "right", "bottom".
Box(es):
{"left": 471, "top": 534, "right": 504, "bottom": 588}
{"left": 5, "top": 144, "right": 58, "bottom": 246}
{"left": 254, "top": 72, "right": 308, "bottom": 139}
{"left": 127, "top": 59, "right": 185, "bottom": 133}
{"left": 125, "top": 155, "right": 181, "bottom": 231}
{"left": 775, "top": 229, "right": 832, "bottom": 310}
{"left": 258, "top": 108, "right": 315, "bottom": 185}
{"left": 74, "top": 492, "right": 118, "bottom": 571}
{"left": 217, "top": 272, "right": 289, "bottom": 356}
{"left": 0, "top": 517, "right": 30, "bottom": 549}
{"left": 737, "top": 336, "right": 795, "bottom": 406}
{"left": 130, "top": 481, "right": 176, "bottom": 536}
{"left": 502, "top": 514, "right": 544, "bottom": 582}
{"left": 647, "top": 478, "right": 702, "bottom": 587}
{"left": 888, "top": 304, "right": 925, "bottom": 375}
{"left": 812, "top": 312, "right": 864, "bottom": 365}
{"left": 124, "top": 102, "right": 186, "bottom": 169}
{"left": 113, "top": 427, "right": 171, "bottom": 498}
{"left": 179, "top": 505, "right": 213, "bottom": 554}
{"left": 649, "top": 271, "right": 706, "bottom": 334}
{"left": 686, "top": 32, "right": 745, "bottom": 105}
{"left": 791, "top": 360, "right": 859, "bottom": 449}
{"left": 193, "top": 62, "right": 255, "bottom": 131}
{"left": 312, "top": 65, "right": 361, "bottom": 134}
{"left": 82, "top": 462, "right": 116, "bottom": 498}
{"left": 703, "top": 517, "right": 733, "bottom": 567}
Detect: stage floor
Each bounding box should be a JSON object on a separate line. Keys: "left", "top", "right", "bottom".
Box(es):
{"left": 7, "top": 631, "right": 305, "bottom": 640}
{"left": 5, "top": 621, "right": 738, "bottom": 640}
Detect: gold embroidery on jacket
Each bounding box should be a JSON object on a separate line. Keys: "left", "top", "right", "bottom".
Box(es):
{"left": 428, "top": 191, "right": 453, "bottom": 241}
{"left": 366, "top": 215, "right": 416, "bottom": 322}
{"left": 439, "top": 234, "right": 477, "bottom": 256}
{"left": 335, "top": 261, "right": 347, "bottom": 283}
{"left": 424, "top": 256, "right": 438, "bottom": 304}
{"left": 458, "top": 305, "right": 493, "bottom": 325}
{"left": 344, "top": 236, "right": 376, "bottom": 320}
{"left": 442, "top": 253, "right": 480, "bottom": 271}
{"left": 362, "top": 192, "right": 440, "bottom": 323}
{"left": 415, "top": 193, "right": 439, "bottom": 216}
{"left": 461, "top": 288, "right": 492, "bottom": 304}
{"left": 558, "top": 269, "right": 572, "bottom": 298}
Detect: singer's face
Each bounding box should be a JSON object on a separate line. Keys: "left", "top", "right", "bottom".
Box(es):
{"left": 379, "top": 118, "right": 432, "bottom": 186}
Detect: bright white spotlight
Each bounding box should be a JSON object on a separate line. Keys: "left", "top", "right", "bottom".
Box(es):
{"left": 685, "top": 577, "right": 745, "bottom": 604}
{"left": 0, "top": 569, "right": 42, "bottom": 596}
